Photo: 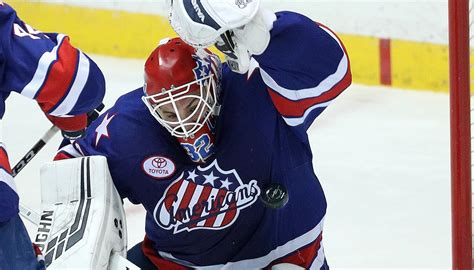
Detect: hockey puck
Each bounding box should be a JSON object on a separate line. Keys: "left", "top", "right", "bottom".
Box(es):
{"left": 260, "top": 183, "right": 289, "bottom": 209}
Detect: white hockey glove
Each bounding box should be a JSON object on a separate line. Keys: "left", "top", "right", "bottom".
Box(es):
{"left": 215, "top": 7, "right": 276, "bottom": 73}
{"left": 169, "top": 0, "right": 260, "bottom": 48}
{"left": 169, "top": 0, "right": 276, "bottom": 74}
{"left": 34, "top": 156, "right": 138, "bottom": 270}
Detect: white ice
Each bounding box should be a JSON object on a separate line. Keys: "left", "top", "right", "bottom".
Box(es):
{"left": 3, "top": 55, "right": 450, "bottom": 269}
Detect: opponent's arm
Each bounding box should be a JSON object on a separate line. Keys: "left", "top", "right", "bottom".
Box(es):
{"left": 0, "top": 3, "right": 105, "bottom": 139}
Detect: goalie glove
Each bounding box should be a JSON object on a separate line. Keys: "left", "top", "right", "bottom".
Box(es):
{"left": 215, "top": 7, "right": 276, "bottom": 73}
{"left": 168, "top": 0, "right": 275, "bottom": 74}
{"left": 169, "top": 0, "right": 260, "bottom": 48}
{"left": 169, "top": 0, "right": 276, "bottom": 74}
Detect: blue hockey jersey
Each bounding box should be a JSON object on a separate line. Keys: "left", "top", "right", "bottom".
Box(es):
{"left": 63, "top": 11, "right": 351, "bottom": 269}
{"left": 0, "top": 2, "right": 105, "bottom": 223}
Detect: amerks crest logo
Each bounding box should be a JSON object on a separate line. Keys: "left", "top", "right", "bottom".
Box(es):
{"left": 153, "top": 160, "right": 261, "bottom": 234}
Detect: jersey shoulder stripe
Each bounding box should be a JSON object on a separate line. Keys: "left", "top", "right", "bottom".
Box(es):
{"left": 32, "top": 36, "right": 80, "bottom": 114}
{"left": 260, "top": 20, "right": 352, "bottom": 127}
{"left": 48, "top": 51, "right": 90, "bottom": 116}
{"left": 20, "top": 34, "right": 68, "bottom": 99}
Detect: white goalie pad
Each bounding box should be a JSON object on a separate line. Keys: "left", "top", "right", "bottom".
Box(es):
{"left": 34, "top": 156, "right": 135, "bottom": 269}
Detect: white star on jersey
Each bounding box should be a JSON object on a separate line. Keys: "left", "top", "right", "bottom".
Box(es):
{"left": 187, "top": 170, "right": 198, "bottom": 182}
{"left": 220, "top": 178, "right": 232, "bottom": 190}
{"left": 95, "top": 113, "right": 116, "bottom": 147}
{"left": 203, "top": 171, "right": 219, "bottom": 187}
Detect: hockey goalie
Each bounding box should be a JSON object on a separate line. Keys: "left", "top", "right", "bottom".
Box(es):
{"left": 33, "top": 156, "right": 138, "bottom": 270}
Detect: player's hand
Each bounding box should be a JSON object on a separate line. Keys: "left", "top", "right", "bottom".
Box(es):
{"left": 168, "top": 0, "right": 260, "bottom": 48}
{"left": 168, "top": 0, "right": 276, "bottom": 74}
{"left": 46, "top": 103, "right": 105, "bottom": 140}
{"left": 86, "top": 103, "right": 105, "bottom": 126}
{"left": 215, "top": 7, "right": 276, "bottom": 74}
{"left": 46, "top": 114, "right": 87, "bottom": 140}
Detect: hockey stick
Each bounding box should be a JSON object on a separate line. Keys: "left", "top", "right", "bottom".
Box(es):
{"left": 12, "top": 125, "right": 59, "bottom": 177}
{"left": 19, "top": 203, "right": 41, "bottom": 225}
{"left": 13, "top": 125, "right": 60, "bottom": 225}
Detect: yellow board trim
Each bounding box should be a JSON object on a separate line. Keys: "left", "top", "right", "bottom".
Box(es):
{"left": 11, "top": 2, "right": 175, "bottom": 58}
{"left": 339, "top": 34, "right": 380, "bottom": 86}
{"left": 8, "top": 1, "right": 453, "bottom": 92}
{"left": 391, "top": 40, "right": 449, "bottom": 92}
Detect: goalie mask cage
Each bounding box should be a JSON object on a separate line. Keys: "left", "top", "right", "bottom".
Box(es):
{"left": 450, "top": 0, "right": 473, "bottom": 268}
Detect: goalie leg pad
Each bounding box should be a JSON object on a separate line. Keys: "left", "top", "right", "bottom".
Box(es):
{"left": 34, "top": 156, "right": 128, "bottom": 269}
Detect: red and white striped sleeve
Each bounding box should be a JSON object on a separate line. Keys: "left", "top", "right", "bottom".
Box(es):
{"left": 0, "top": 2, "right": 105, "bottom": 131}
{"left": 252, "top": 13, "right": 352, "bottom": 137}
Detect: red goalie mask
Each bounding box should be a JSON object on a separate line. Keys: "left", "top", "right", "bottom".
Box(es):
{"left": 142, "top": 37, "right": 222, "bottom": 139}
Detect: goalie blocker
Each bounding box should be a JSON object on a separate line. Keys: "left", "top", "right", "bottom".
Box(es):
{"left": 34, "top": 156, "right": 138, "bottom": 270}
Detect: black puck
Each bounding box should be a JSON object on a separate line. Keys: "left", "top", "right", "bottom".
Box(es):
{"left": 260, "top": 183, "right": 289, "bottom": 209}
